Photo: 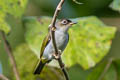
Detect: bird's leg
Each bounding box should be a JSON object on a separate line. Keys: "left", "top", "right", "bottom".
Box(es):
{"left": 53, "top": 50, "right": 62, "bottom": 60}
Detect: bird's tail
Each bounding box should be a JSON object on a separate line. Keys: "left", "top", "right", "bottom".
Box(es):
{"left": 34, "top": 60, "right": 46, "bottom": 74}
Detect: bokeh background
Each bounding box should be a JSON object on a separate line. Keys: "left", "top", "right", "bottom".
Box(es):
{"left": 0, "top": 0, "right": 120, "bottom": 80}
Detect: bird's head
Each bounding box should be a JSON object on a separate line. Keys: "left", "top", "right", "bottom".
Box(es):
{"left": 55, "top": 19, "right": 76, "bottom": 33}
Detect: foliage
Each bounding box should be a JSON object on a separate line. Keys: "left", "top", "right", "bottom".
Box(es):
{"left": 13, "top": 43, "right": 63, "bottom": 80}
{"left": 63, "top": 17, "right": 116, "bottom": 69}
{"left": 0, "top": 11, "right": 11, "bottom": 34}
{"left": 0, "top": 0, "right": 120, "bottom": 80}
{"left": 23, "top": 16, "right": 116, "bottom": 70}
{"left": 110, "top": 0, "right": 120, "bottom": 12}
{"left": 23, "top": 17, "right": 51, "bottom": 57}
{"left": 0, "top": 0, "right": 28, "bottom": 34}
{"left": 0, "top": 0, "right": 28, "bottom": 17}
{"left": 0, "top": 0, "right": 28, "bottom": 78}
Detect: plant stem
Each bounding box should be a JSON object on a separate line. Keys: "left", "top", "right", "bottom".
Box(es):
{"left": 0, "top": 31, "right": 20, "bottom": 80}
{"left": 0, "top": 74, "right": 9, "bottom": 80}
{"left": 49, "top": 0, "right": 69, "bottom": 80}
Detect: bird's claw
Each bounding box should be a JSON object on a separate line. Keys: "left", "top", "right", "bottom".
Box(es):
{"left": 53, "top": 50, "right": 62, "bottom": 60}
{"left": 53, "top": 53, "right": 60, "bottom": 60}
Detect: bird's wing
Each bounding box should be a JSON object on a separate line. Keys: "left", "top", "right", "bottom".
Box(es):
{"left": 68, "top": 33, "right": 69, "bottom": 43}
{"left": 40, "top": 32, "right": 51, "bottom": 58}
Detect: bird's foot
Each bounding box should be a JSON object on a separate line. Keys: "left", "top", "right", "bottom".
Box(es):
{"left": 53, "top": 53, "right": 60, "bottom": 60}
{"left": 53, "top": 50, "right": 62, "bottom": 60}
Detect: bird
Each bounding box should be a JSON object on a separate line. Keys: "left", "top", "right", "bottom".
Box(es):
{"left": 34, "top": 19, "right": 76, "bottom": 74}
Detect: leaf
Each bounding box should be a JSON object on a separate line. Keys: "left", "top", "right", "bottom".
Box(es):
{"left": 113, "top": 59, "right": 120, "bottom": 80}
{"left": 0, "top": 0, "right": 28, "bottom": 17}
{"left": 0, "top": 0, "right": 28, "bottom": 34}
{"left": 63, "top": 16, "right": 116, "bottom": 69}
{"left": 23, "top": 17, "right": 51, "bottom": 57}
{"left": 68, "top": 65, "right": 90, "bottom": 80}
{"left": 103, "top": 64, "right": 117, "bottom": 80}
{"left": 109, "top": 0, "right": 120, "bottom": 12}
{"left": 13, "top": 43, "right": 63, "bottom": 80}
{"left": 87, "top": 61, "right": 117, "bottom": 80}
{"left": 107, "top": 31, "right": 120, "bottom": 59}
{"left": 87, "top": 61, "right": 107, "bottom": 80}
{"left": 0, "top": 11, "right": 11, "bottom": 34}
{"left": 23, "top": 16, "right": 116, "bottom": 70}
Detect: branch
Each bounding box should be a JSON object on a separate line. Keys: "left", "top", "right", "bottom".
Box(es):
{"left": 72, "top": 0, "right": 83, "bottom": 5}
{"left": 0, "top": 74, "right": 9, "bottom": 80}
{"left": 58, "top": 57, "right": 69, "bottom": 80}
{"left": 49, "top": 0, "right": 69, "bottom": 80}
{"left": 50, "top": 0, "right": 64, "bottom": 28}
{"left": 50, "top": 0, "right": 64, "bottom": 55}
{"left": 0, "top": 31, "right": 20, "bottom": 80}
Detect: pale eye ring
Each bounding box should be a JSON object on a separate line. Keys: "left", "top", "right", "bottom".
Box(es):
{"left": 61, "top": 20, "right": 68, "bottom": 25}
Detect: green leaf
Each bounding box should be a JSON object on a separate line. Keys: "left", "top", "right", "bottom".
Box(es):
{"left": 87, "top": 61, "right": 107, "bottom": 80}
{"left": 23, "top": 17, "right": 51, "bottom": 57}
{"left": 103, "top": 64, "right": 117, "bottom": 80}
{"left": 113, "top": 59, "right": 120, "bottom": 80}
{"left": 0, "top": 11, "right": 11, "bottom": 34}
{"left": 0, "top": 0, "right": 28, "bottom": 17}
{"left": 23, "top": 16, "right": 116, "bottom": 70}
{"left": 0, "top": 0, "right": 28, "bottom": 34}
{"left": 87, "top": 61, "right": 117, "bottom": 80}
{"left": 13, "top": 43, "right": 63, "bottom": 80}
{"left": 63, "top": 16, "right": 116, "bottom": 69}
{"left": 110, "top": 0, "right": 120, "bottom": 12}
{"left": 68, "top": 65, "right": 90, "bottom": 80}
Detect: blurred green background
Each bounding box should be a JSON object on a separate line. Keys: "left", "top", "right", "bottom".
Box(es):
{"left": 0, "top": 0, "right": 120, "bottom": 80}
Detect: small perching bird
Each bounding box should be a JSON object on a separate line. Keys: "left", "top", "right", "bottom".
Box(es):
{"left": 34, "top": 19, "right": 76, "bottom": 74}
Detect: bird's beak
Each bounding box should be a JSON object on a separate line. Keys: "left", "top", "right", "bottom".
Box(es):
{"left": 69, "top": 22, "right": 77, "bottom": 25}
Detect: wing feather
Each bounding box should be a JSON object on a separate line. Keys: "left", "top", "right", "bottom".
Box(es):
{"left": 40, "top": 32, "right": 51, "bottom": 58}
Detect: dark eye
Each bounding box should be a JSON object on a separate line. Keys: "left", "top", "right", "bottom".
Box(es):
{"left": 61, "top": 20, "right": 68, "bottom": 25}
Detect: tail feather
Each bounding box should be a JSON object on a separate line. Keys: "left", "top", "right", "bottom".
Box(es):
{"left": 34, "top": 60, "right": 46, "bottom": 74}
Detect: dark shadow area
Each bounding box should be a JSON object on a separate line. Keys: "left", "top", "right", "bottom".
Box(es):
{"left": 106, "top": 30, "right": 120, "bottom": 59}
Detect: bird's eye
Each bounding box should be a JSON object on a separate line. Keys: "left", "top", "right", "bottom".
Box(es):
{"left": 61, "top": 20, "right": 68, "bottom": 25}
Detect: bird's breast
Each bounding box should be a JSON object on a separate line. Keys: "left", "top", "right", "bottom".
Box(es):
{"left": 43, "top": 31, "right": 69, "bottom": 60}
{"left": 55, "top": 31, "right": 68, "bottom": 51}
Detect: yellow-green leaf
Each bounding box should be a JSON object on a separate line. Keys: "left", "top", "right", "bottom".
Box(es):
{"left": 23, "top": 16, "right": 117, "bottom": 70}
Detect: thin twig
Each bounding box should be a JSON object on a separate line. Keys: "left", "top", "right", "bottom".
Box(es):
{"left": 72, "top": 0, "right": 83, "bottom": 5}
{"left": 50, "top": 0, "right": 65, "bottom": 55}
{"left": 50, "top": 0, "right": 64, "bottom": 28}
{"left": 0, "top": 74, "right": 9, "bottom": 80}
{"left": 58, "top": 57, "right": 69, "bottom": 80}
{"left": 49, "top": 0, "right": 69, "bottom": 80}
{"left": 0, "top": 31, "right": 20, "bottom": 80}
{"left": 98, "top": 58, "right": 113, "bottom": 80}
